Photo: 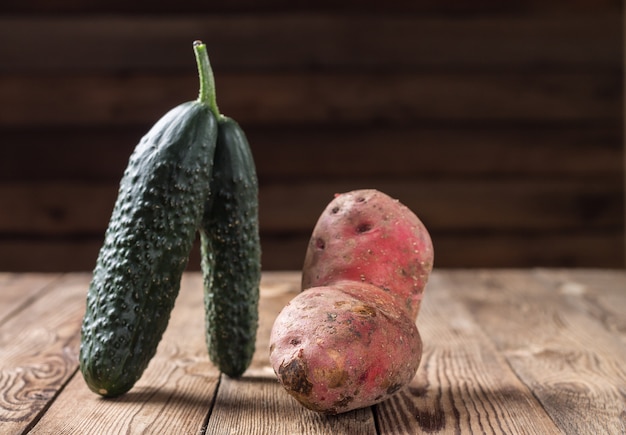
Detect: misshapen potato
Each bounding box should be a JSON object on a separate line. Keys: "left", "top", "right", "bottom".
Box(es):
{"left": 269, "top": 281, "right": 422, "bottom": 414}
{"left": 270, "top": 189, "right": 433, "bottom": 414}
{"left": 302, "top": 189, "right": 433, "bottom": 319}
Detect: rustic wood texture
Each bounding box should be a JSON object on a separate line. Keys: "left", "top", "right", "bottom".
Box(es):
{"left": 375, "top": 273, "right": 560, "bottom": 434}
{"left": 28, "top": 274, "right": 220, "bottom": 435}
{"left": 0, "top": 274, "right": 87, "bottom": 434}
{"left": 447, "top": 270, "right": 626, "bottom": 435}
{"left": 0, "top": 3, "right": 623, "bottom": 271}
{"left": 0, "top": 270, "right": 624, "bottom": 434}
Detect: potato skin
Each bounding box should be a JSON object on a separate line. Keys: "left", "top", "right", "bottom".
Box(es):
{"left": 269, "top": 281, "right": 422, "bottom": 414}
{"left": 302, "top": 189, "right": 433, "bottom": 319}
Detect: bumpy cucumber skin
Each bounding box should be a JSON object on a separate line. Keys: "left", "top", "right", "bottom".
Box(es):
{"left": 80, "top": 101, "right": 218, "bottom": 397}
{"left": 201, "top": 116, "right": 261, "bottom": 378}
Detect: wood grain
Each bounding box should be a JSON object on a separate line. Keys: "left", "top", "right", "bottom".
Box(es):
{"left": 206, "top": 271, "right": 378, "bottom": 435}
{"left": 535, "top": 269, "right": 626, "bottom": 342}
{"left": 0, "top": 270, "right": 624, "bottom": 433}
{"left": 206, "top": 374, "right": 377, "bottom": 435}
{"left": 375, "top": 273, "right": 560, "bottom": 434}
{"left": 250, "top": 271, "right": 302, "bottom": 371}
{"left": 0, "top": 273, "right": 87, "bottom": 434}
{"left": 0, "top": 274, "right": 61, "bottom": 324}
{"left": 448, "top": 269, "right": 626, "bottom": 435}
{"left": 28, "top": 273, "right": 221, "bottom": 434}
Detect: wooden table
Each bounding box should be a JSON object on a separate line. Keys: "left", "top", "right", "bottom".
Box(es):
{"left": 1, "top": 269, "right": 624, "bottom": 434}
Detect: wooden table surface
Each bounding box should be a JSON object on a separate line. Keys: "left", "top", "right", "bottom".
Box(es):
{"left": 1, "top": 269, "right": 624, "bottom": 434}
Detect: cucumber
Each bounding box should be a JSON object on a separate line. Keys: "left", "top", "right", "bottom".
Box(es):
{"left": 201, "top": 116, "right": 261, "bottom": 378}
{"left": 79, "top": 42, "right": 218, "bottom": 397}
{"left": 196, "top": 51, "right": 261, "bottom": 377}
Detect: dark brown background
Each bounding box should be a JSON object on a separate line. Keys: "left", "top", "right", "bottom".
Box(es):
{"left": 0, "top": 1, "right": 623, "bottom": 272}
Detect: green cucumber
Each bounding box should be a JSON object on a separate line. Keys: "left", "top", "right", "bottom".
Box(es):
{"left": 199, "top": 54, "right": 261, "bottom": 378}
{"left": 79, "top": 42, "right": 218, "bottom": 397}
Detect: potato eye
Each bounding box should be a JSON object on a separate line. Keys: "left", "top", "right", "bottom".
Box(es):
{"left": 356, "top": 223, "right": 372, "bottom": 233}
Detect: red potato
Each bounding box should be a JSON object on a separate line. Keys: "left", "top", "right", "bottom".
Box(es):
{"left": 302, "top": 189, "right": 434, "bottom": 319}
{"left": 269, "top": 280, "right": 422, "bottom": 414}
{"left": 270, "top": 189, "right": 434, "bottom": 414}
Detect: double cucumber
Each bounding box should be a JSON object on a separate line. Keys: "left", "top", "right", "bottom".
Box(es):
{"left": 79, "top": 41, "right": 260, "bottom": 397}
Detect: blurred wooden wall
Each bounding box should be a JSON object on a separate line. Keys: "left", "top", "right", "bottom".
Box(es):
{"left": 0, "top": 1, "right": 623, "bottom": 272}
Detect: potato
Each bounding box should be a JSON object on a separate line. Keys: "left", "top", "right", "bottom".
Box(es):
{"left": 269, "top": 281, "right": 422, "bottom": 414}
{"left": 302, "top": 189, "right": 433, "bottom": 319}
{"left": 270, "top": 189, "right": 433, "bottom": 414}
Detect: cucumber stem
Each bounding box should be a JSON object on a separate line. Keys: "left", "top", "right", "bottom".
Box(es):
{"left": 193, "top": 40, "right": 220, "bottom": 118}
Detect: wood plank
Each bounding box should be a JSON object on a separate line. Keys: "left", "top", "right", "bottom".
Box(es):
{"left": 0, "top": 14, "right": 620, "bottom": 72}
{"left": 205, "top": 374, "right": 377, "bottom": 434}
{"left": 430, "top": 232, "right": 624, "bottom": 268}
{"left": 0, "top": 71, "right": 620, "bottom": 127}
{"left": 258, "top": 179, "right": 623, "bottom": 233}
{"left": 258, "top": 231, "right": 625, "bottom": 270}
{"left": 251, "top": 271, "right": 302, "bottom": 371}
{"left": 28, "top": 273, "right": 221, "bottom": 434}
{"left": 533, "top": 269, "right": 626, "bottom": 343}
{"left": 205, "top": 271, "right": 377, "bottom": 434}
{"left": 0, "top": 179, "right": 621, "bottom": 236}
{"left": 0, "top": 239, "right": 102, "bottom": 273}
{"left": 0, "top": 183, "right": 117, "bottom": 235}
{"left": 0, "top": 270, "right": 624, "bottom": 431}
{"left": 0, "top": 273, "right": 88, "bottom": 434}
{"left": 1, "top": 125, "right": 622, "bottom": 181}
{"left": 374, "top": 272, "right": 560, "bottom": 434}
{"left": 253, "top": 231, "right": 626, "bottom": 271}
{"left": 0, "top": 273, "right": 62, "bottom": 324}
{"left": 244, "top": 125, "right": 624, "bottom": 180}
{"left": 0, "top": 0, "right": 621, "bottom": 14}
{"left": 448, "top": 270, "right": 626, "bottom": 434}
{"left": 0, "top": 229, "right": 622, "bottom": 273}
